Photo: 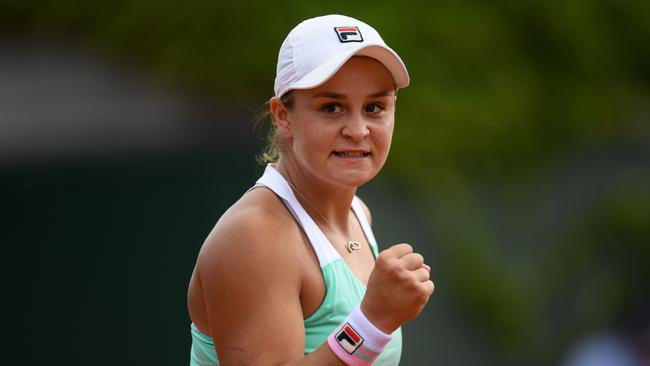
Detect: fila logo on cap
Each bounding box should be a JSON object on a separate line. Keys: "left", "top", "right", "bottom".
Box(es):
{"left": 334, "top": 26, "right": 363, "bottom": 43}
{"left": 335, "top": 323, "right": 364, "bottom": 354}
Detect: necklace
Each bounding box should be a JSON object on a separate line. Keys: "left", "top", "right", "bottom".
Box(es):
{"left": 285, "top": 179, "right": 362, "bottom": 253}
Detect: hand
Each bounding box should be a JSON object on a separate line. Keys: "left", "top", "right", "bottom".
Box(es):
{"left": 361, "top": 243, "right": 434, "bottom": 333}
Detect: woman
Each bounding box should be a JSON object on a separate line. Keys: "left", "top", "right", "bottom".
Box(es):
{"left": 188, "top": 14, "right": 434, "bottom": 366}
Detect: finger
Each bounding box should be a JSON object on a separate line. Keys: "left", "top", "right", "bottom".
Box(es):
{"left": 401, "top": 252, "right": 424, "bottom": 270}
{"left": 385, "top": 243, "right": 413, "bottom": 258}
{"left": 422, "top": 264, "right": 431, "bottom": 272}
{"left": 412, "top": 267, "right": 430, "bottom": 282}
{"left": 421, "top": 280, "right": 435, "bottom": 297}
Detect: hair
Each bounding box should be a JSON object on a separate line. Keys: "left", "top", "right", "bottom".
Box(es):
{"left": 255, "top": 91, "right": 295, "bottom": 165}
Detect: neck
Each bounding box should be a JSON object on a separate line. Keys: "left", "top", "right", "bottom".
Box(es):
{"left": 274, "top": 158, "right": 357, "bottom": 231}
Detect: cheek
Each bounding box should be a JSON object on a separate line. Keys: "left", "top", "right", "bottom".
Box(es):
{"left": 293, "top": 119, "right": 335, "bottom": 155}
{"left": 373, "top": 122, "right": 394, "bottom": 151}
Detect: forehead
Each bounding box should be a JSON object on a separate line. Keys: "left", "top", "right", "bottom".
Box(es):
{"left": 298, "top": 56, "right": 396, "bottom": 98}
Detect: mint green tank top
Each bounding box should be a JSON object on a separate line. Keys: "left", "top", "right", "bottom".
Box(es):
{"left": 189, "top": 165, "right": 402, "bottom": 365}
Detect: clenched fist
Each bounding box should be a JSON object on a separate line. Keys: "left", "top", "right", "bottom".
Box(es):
{"left": 361, "top": 243, "right": 434, "bottom": 333}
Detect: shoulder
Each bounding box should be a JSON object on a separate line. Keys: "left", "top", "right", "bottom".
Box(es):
{"left": 192, "top": 187, "right": 313, "bottom": 362}
{"left": 196, "top": 187, "right": 303, "bottom": 287}
{"left": 355, "top": 196, "right": 373, "bottom": 225}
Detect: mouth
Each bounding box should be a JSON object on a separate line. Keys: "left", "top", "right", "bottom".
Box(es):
{"left": 332, "top": 150, "right": 371, "bottom": 158}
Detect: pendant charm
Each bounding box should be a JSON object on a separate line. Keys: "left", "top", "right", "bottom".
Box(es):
{"left": 346, "top": 241, "right": 361, "bottom": 253}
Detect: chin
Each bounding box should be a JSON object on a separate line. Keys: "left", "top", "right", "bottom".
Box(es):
{"left": 331, "top": 168, "right": 379, "bottom": 188}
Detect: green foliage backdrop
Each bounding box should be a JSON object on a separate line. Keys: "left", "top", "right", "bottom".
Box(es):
{"left": 3, "top": 0, "right": 649, "bottom": 364}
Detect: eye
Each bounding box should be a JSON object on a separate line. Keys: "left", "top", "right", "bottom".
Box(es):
{"left": 365, "top": 103, "right": 385, "bottom": 114}
{"left": 321, "top": 103, "right": 343, "bottom": 114}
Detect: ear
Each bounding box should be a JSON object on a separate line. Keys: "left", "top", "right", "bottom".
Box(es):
{"left": 270, "top": 97, "right": 292, "bottom": 138}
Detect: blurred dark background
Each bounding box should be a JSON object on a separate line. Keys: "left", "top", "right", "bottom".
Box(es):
{"left": 2, "top": 1, "right": 649, "bottom": 365}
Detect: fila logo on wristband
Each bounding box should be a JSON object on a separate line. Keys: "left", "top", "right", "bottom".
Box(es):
{"left": 335, "top": 323, "right": 364, "bottom": 354}
{"left": 334, "top": 26, "right": 363, "bottom": 43}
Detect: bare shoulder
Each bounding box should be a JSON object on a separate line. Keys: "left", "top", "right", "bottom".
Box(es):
{"left": 193, "top": 187, "right": 311, "bottom": 363}
{"left": 196, "top": 187, "right": 301, "bottom": 281}
{"left": 356, "top": 196, "right": 373, "bottom": 225}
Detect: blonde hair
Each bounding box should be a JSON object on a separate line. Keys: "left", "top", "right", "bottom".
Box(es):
{"left": 255, "top": 92, "right": 294, "bottom": 164}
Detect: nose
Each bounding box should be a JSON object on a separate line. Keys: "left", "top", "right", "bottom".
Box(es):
{"left": 341, "top": 113, "right": 370, "bottom": 141}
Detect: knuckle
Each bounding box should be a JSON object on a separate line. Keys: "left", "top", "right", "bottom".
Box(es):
{"left": 403, "top": 273, "right": 419, "bottom": 288}
{"left": 377, "top": 249, "right": 390, "bottom": 260}
{"left": 388, "top": 260, "right": 404, "bottom": 277}
{"left": 377, "top": 249, "right": 392, "bottom": 263}
{"left": 376, "top": 252, "right": 393, "bottom": 269}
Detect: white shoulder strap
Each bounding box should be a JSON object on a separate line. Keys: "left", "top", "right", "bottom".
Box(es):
{"left": 351, "top": 196, "right": 379, "bottom": 251}
{"left": 249, "top": 165, "right": 340, "bottom": 268}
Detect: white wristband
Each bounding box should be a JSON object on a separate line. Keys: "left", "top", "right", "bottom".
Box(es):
{"left": 327, "top": 304, "right": 393, "bottom": 365}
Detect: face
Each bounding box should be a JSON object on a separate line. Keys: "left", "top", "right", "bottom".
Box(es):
{"left": 274, "top": 56, "right": 397, "bottom": 189}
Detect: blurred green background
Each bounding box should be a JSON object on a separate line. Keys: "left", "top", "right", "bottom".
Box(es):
{"left": 2, "top": 0, "right": 649, "bottom": 365}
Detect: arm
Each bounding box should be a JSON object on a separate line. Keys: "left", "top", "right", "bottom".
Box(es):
{"left": 196, "top": 206, "right": 346, "bottom": 366}
{"left": 197, "top": 201, "right": 434, "bottom": 365}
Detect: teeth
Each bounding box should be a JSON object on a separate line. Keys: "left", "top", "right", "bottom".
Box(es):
{"left": 335, "top": 151, "right": 368, "bottom": 158}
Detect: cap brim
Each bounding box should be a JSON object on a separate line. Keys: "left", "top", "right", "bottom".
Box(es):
{"left": 277, "top": 44, "right": 409, "bottom": 97}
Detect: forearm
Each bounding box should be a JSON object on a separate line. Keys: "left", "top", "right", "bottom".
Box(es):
{"left": 283, "top": 304, "right": 392, "bottom": 366}
{"left": 277, "top": 343, "right": 346, "bottom": 366}
{"left": 217, "top": 341, "right": 344, "bottom": 366}
{"left": 221, "top": 304, "right": 391, "bottom": 366}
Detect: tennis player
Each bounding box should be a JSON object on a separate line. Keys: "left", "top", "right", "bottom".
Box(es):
{"left": 187, "top": 14, "right": 434, "bottom": 366}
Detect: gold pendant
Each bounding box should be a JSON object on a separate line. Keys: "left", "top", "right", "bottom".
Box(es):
{"left": 346, "top": 241, "right": 361, "bottom": 253}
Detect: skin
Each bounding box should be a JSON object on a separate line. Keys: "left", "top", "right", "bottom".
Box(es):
{"left": 187, "top": 56, "right": 434, "bottom": 365}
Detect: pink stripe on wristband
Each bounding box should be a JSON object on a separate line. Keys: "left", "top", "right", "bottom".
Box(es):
{"left": 327, "top": 305, "right": 393, "bottom": 365}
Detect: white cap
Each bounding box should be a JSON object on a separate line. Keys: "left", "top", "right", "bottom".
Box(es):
{"left": 274, "top": 14, "right": 410, "bottom": 97}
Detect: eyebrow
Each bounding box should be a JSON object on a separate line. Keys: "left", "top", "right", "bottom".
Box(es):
{"left": 311, "top": 90, "right": 393, "bottom": 99}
